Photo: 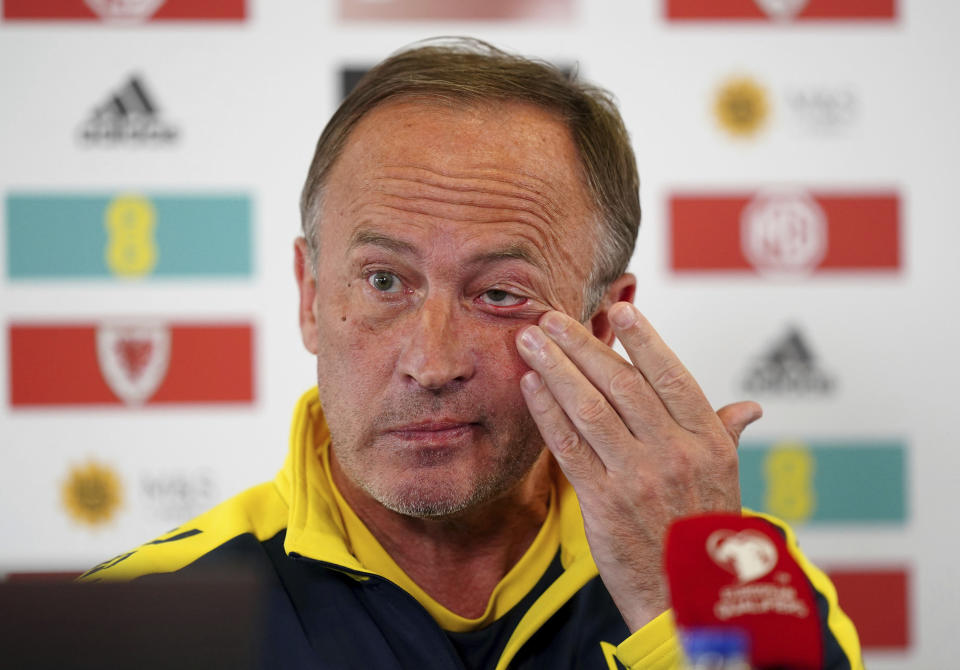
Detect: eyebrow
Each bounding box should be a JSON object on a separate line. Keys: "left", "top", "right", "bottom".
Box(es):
{"left": 466, "top": 243, "right": 545, "bottom": 271}
{"left": 347, "top": 228, "right": 545, "bottom": 271}
{"left": 347, "top": 229, "right": 421, "bottom": 258}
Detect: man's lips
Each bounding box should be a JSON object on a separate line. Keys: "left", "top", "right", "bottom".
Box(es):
{"left": 386, "top": 420, "right": 480, "bottom": 443}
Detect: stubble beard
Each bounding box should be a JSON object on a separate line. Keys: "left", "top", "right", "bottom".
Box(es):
{"left": 332, "top": 401, "right": 547, "bottom": 520}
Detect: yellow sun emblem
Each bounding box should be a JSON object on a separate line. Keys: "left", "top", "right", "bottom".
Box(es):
{"left": 62, "top": 461, "right": 123, "bottom": 526}
{"left": 714, "top": 76, "right": 769, "bottom": 138}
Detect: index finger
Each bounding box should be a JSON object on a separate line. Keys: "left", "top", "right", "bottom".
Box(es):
{"left": 608, "top": 302, "right": 716, "bottom": 433}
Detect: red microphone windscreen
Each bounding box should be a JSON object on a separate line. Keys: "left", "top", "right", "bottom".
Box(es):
{"left": 664, "top": 513, "right": 823, "bottom": 669}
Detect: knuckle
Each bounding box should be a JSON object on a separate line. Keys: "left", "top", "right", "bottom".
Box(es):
{"left": 662, "top": 446, "right": 696, "bottom": 487}
{"left": 653, "top": 362, "right": 689, "bottom": 395}
{"left": 552, "top": 430, "right": 582, "bottom": 457}
{"left": 574, "top": 394, "right": 610, "bottom": 425}
{"left": 608, "top": 364, "right": 646, "bottom": 402}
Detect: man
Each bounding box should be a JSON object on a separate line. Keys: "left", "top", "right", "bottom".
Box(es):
{"left": 83, "top": 38, "right": 863, "bottom": 669}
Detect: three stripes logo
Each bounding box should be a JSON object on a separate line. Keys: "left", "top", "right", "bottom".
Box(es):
{"left": 742, "top": 326, "right": 835, "bottom": 395}
{"left": 79, "top": 74, "right": 178, "bottom": 144}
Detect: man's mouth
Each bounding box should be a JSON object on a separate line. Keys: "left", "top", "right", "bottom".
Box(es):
{"left": 387, "top": 420, "right": 480, "bottom": 445}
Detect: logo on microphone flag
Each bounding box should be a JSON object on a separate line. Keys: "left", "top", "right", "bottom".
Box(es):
{"left": 706, "top": 529, "right": 778, "bottom": 583}
{"left": 665, "top": 0, "right": 896, "bottom": 22}
{"left": 9, "top": 322, "right": 254, "bottom": 406}
{"left": 2, "top": 0, "right": 246, "bottom": 21}
{"left": 669, "top": 189, "right": 900, "bottom": 276}
{"left": 665, "top": 514, "right": 822, "bottom": 669}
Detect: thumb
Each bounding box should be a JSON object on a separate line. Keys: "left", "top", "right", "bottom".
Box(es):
{"left": 716, "top": 401, "right": 763, "bottom": 446}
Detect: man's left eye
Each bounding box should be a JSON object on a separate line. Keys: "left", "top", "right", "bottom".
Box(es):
{"left": 480, "top": 290, "right": 526, "bottom": 307}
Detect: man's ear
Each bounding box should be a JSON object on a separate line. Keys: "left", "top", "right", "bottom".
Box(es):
{"left": 294, "top": 237, "right": 320, "bottom": 355}
{"left": 588, "top": 273, "right": 637, "bottom": 346}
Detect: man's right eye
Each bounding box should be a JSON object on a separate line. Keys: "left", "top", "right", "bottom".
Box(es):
{"left": 368, "top": 271, "right": 402, "bottom": 293}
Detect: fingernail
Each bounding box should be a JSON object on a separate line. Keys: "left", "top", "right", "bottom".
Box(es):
{"left": 519, "top": 326, "right": 547, "bottom": 351}
{"left": 540, "top": 311, "right": 566, "bottom": 337}
{"left": 521, "top": 371, "right": 543, "bottom": 392}
{"left": 609, "top": 303, "right": 637, "bottom": 329}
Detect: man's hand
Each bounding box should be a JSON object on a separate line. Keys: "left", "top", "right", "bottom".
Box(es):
{"left": 516, "top": 303, "right": 762, "bottom": 632}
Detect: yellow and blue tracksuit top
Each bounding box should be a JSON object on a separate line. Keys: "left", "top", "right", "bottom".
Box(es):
{"left": 82, "top": 388, "right": 863, "bottom": 669}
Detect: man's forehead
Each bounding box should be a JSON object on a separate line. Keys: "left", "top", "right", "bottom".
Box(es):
{"left": 334, "top": 98, "right": 586, "bottom": 184}
{"left": 347, "top": 226, "right": 548, "bottom": 272}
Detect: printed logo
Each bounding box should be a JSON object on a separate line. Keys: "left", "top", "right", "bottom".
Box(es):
{"left": 740, "top": 190, "right": 827, "bottom": 276}
{"left": 705, "top": 528, "right": 810, "bottom": 621}
{"left": 742, "top": 326, "right": 835, "bottom": 395}
{"left": 62, "top": 460, "right": 124, "bottom": 527}
{"left": 103, "top": 194, "right": 158, "bottom": 277}
{"left": 339, "top": 0, "right": 573, "bottom": 21}
{"left": 713, "top": 76, "right": 769, "bottom": 138}
{"left": 739, "top": 440, "right": 907, "bottom": 523}
{"left": 6, "top": 193, "right": 252, "bottom": 280}
{"left": 141, "top": 469, "right": 217, "bottom": 522}
{"left": 84, "top": 0, "right": 165, "bottom": 20}
{"left": 666, "top": 0, "right": 896, "bottom": 21}
{"left": 753, "top": 0, "right": 808, "bottom": 19}
{"left": 786, "top": 85, "right": 858, "bottom": 135}
{"left": 707, "top": 529, "right": 778, "bottom": 582}
{"left": 9, "top": 322, "right": 254, "bottom": 406}
{"left": 79, "top": 74, "right": 178, "bottom": 145}
{"left": 3, "top": 0, "right": 245, "bottom": 21}
{"left": 96, "top": 323, "right": 171, "bottom": 404}
{"left": 670, "top": 190, "right": 900, "bottom": 275}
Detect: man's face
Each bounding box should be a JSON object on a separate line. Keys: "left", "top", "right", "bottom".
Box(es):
{"left": 298, "top": 98, "right": 598, "bottom": 518}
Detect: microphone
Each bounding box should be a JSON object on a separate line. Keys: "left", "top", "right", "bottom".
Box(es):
{"left": 663, "top": 513, "right": 823, "bottom": 669}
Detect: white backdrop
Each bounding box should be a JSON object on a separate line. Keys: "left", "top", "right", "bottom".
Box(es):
{"left": 2, "top": 1, "right": 958, "bottom": 667}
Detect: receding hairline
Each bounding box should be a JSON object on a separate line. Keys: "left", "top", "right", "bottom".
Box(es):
{"left": 306, "top": 93, "right": 596, "bottom": 225}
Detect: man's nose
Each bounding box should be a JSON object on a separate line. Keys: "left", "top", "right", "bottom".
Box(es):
{"left": 397, "top": 296, "right": 475, "bottom": 391}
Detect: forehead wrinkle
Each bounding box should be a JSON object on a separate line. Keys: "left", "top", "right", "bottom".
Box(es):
{"left": 367, "top": 201, "right": 563, "bottom": 261}
{"left": 372, "top": 167, "right": 567, "bottom": 228}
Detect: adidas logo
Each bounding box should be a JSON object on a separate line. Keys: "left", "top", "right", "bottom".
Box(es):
{"left": 742, "top": 326, "right": 835, "bottom": 394}
{"left": 79, "top": 74, "right": 178, "bottom": 144}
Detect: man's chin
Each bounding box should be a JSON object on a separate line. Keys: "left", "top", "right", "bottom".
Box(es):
{"left": 364, "top": 473, "right": 507, "bottom": 520}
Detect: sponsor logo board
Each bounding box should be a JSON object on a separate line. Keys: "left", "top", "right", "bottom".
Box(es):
{"left": 741, "top": 326, "right": 835, "bottom": 395}
{"left": 666, "top": 0, "right": 896, "bottom": 21}
{"left": 78, "top": 75, "right": 178, "bottom": 145}
{"left": 6, "top": 193, "right": 252, "bottom": 279}
{"left": 714, "top": 76, "right": 769, "bottom": 138}
{"left": 338, "top": 0, "right": 573, "bottom": 21}
{"left": 713, "top": 75, "right": 862, "bottom": 139}
{"left": 786, "top": 85, "right": 859, "bottom": 135}
{"left": 140, "top": 469, "right": 217, "bottom": 523}
{"left": 9, "top": 322, "right": 254, "bottom": 406}
{"left": 670, "top": 190, "right": 900, "bottom": 275}
{"left": 825, "top": 567, "right": 909, "bottom": 649}
{"left": 3, "top": 0, "right": 245, "bottom": 21}
{"left": 61, "top": 460, "right": 124, "bottom": 527}
{"left": 739, "top": 440, "right": 907, "bottom": 523}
